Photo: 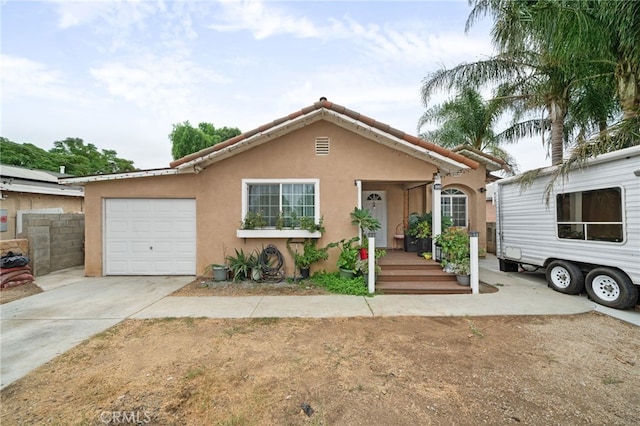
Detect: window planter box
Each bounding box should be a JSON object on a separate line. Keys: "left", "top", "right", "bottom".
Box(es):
{"left": 236, "top": 229, "right": 322, "bottom": 239}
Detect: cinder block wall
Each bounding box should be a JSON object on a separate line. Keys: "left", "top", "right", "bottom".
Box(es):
{"left": 18, "top": 213, "right": 85, "bottom": 276}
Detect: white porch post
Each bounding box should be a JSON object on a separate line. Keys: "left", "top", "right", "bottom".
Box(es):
{"left": 432, "top": 174, "right": 442, "bottom": 254}
{"left": 470, "top": 231, "right": 479, "bottom": 295}
{"left": 356, "top": 180, "right": 363, "bottom": 242}
{"left": 368, "top": 235, "right": 375, "bottom": 294}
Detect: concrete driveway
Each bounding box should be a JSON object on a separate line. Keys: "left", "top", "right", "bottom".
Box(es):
{"left": 0, "top": 272, "right": 191, "bottom": 389}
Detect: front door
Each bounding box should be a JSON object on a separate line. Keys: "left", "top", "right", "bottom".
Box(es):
{"left": 362, "top": 191, "right": 387, "bottom": 247}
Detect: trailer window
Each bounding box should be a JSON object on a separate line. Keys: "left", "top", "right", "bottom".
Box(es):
{"left": 556, "top": 187, "right": 623, "bottom": 242}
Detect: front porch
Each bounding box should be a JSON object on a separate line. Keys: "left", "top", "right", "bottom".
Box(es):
{"left": 376, "top": 250, "right": 471, "bottom": 295}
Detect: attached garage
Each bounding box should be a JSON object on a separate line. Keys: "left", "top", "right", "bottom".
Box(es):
{"left": 104, "top": 199, "right": 196, "bottom": 275}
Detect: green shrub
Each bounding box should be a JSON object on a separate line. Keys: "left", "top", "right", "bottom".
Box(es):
{"left": 311, "top": 272, "right": 369, "bottom": 296}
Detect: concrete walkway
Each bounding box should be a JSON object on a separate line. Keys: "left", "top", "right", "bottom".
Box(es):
{"left": 2, "top": 257, "right": 638, "bottom": 390}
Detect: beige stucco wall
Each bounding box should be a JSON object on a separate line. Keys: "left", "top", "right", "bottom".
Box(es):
{"left": 423, "top": 167, "right": 489, "bottom": 250}
{"left": 0, "top": 193, "right": 84, "bottom": 240}
{"left": 83, "top": 121, "right": 485, "bottom": 276}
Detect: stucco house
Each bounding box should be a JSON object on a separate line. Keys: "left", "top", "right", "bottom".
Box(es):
{"left": 62, "top": 98, "right": 493, "bottom": 278}
{"left": 0, "top": 164, "right": 84, "bottom": 240}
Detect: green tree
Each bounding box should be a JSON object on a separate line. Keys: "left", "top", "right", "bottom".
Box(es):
{"left": 49, "top": 137, "right": 135, "bottom": 175}
{"left": 170, "top": 121, "right": 241, "bottom": 160}
{"left": 0, "top": 136, "right": 136, "bottom": 175}
{"left": 0, "top": 138, "right": 59, "bottom": 171}
{"left": 418, "top": 86, "right": 517, "bottom": 174}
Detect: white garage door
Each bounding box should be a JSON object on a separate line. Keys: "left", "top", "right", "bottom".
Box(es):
{"left": 105, "top": 199, "right": 196, "bottom": 275}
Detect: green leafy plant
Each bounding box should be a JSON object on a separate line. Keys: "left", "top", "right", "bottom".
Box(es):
{"left": 275, "top": 212, "right": 285, "bottom": 230}
{"left": 333, "top": 237, "right": 360, "bottom": 272}
{"left": 286, "top": 239, "right": 330, "bottom": 269}
{"left": 406, "top": 212, "right": 452, "bottom": 236}
{"left": 434, "top": 227, "right": 470, "bottom": 273}
{"left": 350, "top": 207, "right": 381, "bottom": 235}
{"left": 299, "top": 215, "right": 325, "bottom": 233}
{"left": 241, "top": 211, "right": 267, "bottom": 230}
{"left": 414, "top": 221, "right": 431, "bottom": 238}
{"left": 311, "top": 272, "right": 369, "bottom": 296}
{"left": 355, "top": 248, "right": 386, "bottom": 275}
{"left": 455, "top": 258, "right": 470, "bottom": 275}
{"left": 225, "top": 248, "right": 259, "bottom": 281}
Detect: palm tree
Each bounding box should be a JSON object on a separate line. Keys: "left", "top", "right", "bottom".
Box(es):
{"left": 423, "top": 0, "right": 634, "bottom": 167}
{"left": 421, "top": 49, "right": 577, "bottom": 165}
{"left": 470, "top": 0, "right": 638, "bottom": 152}
{"left": 418, "top": 86, "right": 517, "bottom": 174}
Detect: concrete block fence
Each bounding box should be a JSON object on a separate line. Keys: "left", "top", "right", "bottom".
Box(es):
{"left": 17, "top": 213, "right": 84, "bottom": 276}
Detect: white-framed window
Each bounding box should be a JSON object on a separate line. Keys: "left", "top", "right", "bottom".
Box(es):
{"left": 441, "top": 188, "right": 467, "bottom": 227}
{"left": 238, "top": 179, "right": 321, "bottom": 238}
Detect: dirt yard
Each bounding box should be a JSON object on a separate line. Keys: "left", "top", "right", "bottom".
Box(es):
{"left": 1, "top": 311, "right": 638, "bottom": 425}
{"left": 0, "top": 282, "right": 42, "bottom": 304}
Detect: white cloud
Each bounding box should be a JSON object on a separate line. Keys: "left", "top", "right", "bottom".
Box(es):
{"left": 0, "top": 54, "right": 87, "bottom": 102}
{"left": 209, "top": 0, "right": 321, "bottom": 39}
{"left": 209, "top": 1, "right": 493, "bottom": 69}
{"left": 90, "top": 54, "right": 230, "bottom": 117}
{"left": 50, "top": 0, "right": 198, "bottom": 53}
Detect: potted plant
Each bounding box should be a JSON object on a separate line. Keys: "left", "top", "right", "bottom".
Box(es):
{"left": 435, "top": 227, "right": 470, "bottom": 283}
{"left": 286, "top": 239, "right": 330, "bottom": 279}
{"left": 225, "top": 248, "right": 259, "bottom": 281}
{"left": 334, "top": 236, "right": 360, "bottom": 279}
{"left": 350, "top": 207, "right": 381, "bottom": 259}
{"left": 454, "top": 258, "right": 471, "bottom": 286}
{"left": 414, "top": 220, "right": 432, "bottom": 256}
{"left": 404, "top": 212, "right": 425, "bottom": 252}
{"left": 241, "top": 211, "right": 267, "bottom": 230}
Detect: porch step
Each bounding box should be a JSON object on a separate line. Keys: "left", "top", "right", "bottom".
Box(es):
{"left": 374, "top": 250, "right": 470, "bottom": 295}
{"left": 375, "top": 281, "right": 471, "bottom": 295}
{"left": 378, "top": 269, "right": 458, "bottom": 282}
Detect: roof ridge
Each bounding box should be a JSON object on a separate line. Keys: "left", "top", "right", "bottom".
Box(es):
{"left": 169, "top": 100, "right": 478, "bottom": 170}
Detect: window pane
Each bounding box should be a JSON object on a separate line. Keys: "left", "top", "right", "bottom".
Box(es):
{"left": 451, "top": 197, "right": 466, "bottom": 227}
{"left": 583, "top": 188, "right": 622, "bottom": 222}
{"left": 247, "top": 184, "right": 278, "bottom": 226}
{"left": 556, "top": 187, "right": 623, "bottom": 242}
{"left": 441, "top": 191, "right": 466, "bottom": 227}
{"left": 558, "top": 224, "right": 585, "bottom": 239}
{"left": 282, "top": 183, "right": 315, "bottom": 226}
{"left": 587, "top": 224, "right": 623, "bottom": 242}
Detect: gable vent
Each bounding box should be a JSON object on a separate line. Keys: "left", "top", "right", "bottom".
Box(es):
{"left": 315, "top": 137, "right": 330, "bottom": 156}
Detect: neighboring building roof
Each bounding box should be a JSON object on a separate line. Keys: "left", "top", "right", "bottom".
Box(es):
{"left": 171, "top": 98, "right": 479, "bottom": 173}
{"left": 0, "top": 164, "right": 84, "bottom": 197}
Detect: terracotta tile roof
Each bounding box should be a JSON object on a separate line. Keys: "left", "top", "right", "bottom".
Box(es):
{"left": 169, "top": 99, "right": 479, "bottom": 170}
{"left": 451, "top": 145, "right": 510, "bottom": 173}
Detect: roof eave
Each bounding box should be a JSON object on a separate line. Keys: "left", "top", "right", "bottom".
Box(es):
{"left": 59, "top": 168, "right": 180, "bottom": 185}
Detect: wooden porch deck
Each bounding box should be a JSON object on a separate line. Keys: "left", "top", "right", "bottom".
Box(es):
{"left": 376, "top": 250, "right": 471, "bottom": 295}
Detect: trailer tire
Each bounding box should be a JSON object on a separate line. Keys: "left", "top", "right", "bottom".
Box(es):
{"left": 545, "top": 260, "right": 584, "bottom": 295}
{"left": 585, "top": 268, "right": 638, "bottom": 310}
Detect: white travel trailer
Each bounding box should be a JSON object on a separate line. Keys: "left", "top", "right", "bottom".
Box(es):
{"left": 496, "top": 145, "right": 640, "bottom": 309}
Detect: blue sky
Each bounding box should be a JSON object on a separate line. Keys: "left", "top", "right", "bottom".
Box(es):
{"left": 1, "top": 0, "right": 548, "bottom": 172}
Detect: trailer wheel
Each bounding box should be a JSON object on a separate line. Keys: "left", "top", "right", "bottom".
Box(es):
{"left": 585, "top": 268, "right": 638, "bottom": 310}
{"left": 545, "top": 260, "right": 584, "bottom": 295}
